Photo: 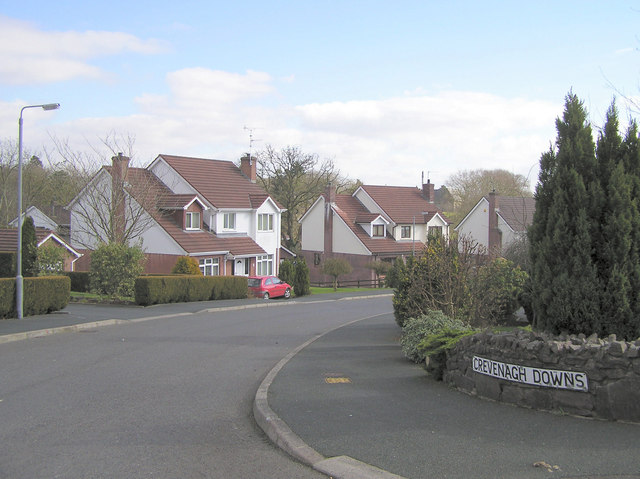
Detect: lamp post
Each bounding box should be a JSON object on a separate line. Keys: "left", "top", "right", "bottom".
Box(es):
{"left": 16, "top": 103, "right": 60, "bottom": 319}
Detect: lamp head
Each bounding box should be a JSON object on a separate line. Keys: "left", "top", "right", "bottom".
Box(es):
{"left": 42, "top": 103, "right": 60, "bottom": 111}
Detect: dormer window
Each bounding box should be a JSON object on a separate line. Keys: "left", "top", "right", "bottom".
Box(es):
{"left": 223, "top": 213, "right": 236, "bottom": 230}
{"left": 373, "top": 224, "right": 385, "bottom": 237}
{"left": 186, "top": 211, "right": 200, "bottom": 230}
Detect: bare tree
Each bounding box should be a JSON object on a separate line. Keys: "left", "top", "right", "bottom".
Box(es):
{"left": 257, "top": 145, "right": 347, "bottom": 250}
{"left": 49, "top": 132, "right": 164, "bottom": 248}
{"left": 445, "top": 169, "right": 532, "bottom": 224}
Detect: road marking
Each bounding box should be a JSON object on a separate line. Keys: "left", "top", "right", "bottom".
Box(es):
{"left": 325, "top": 377, "right": 351, "bottom": 384}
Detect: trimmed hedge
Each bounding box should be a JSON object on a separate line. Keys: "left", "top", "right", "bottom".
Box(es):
{"left": 64, "top": 271, "right": 91, "bottom": 292}
{"left": 0, "top": 252, "right": 15, "bottom": 277}
{"left": 134, "top": 275, "right": 249, "bottom": 306}
{"left": 0, "top": 276, "right": 70, "bottom": 318}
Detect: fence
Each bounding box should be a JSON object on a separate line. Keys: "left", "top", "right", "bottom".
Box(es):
{"left": 310, "top": 278, "right": 385, "bottom": 288}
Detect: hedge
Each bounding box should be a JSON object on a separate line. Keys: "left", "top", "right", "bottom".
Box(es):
{"left": 134, "top": 275, "right": 249, "bottom": 306}
{"left": 0, "top": 276, "right": 71, "bottom": 318}
{"left": 0, "top": 252, "right": 15, "bottom": 277}
{"left": 64, "top": 271, "right": 91, "bottom": 292}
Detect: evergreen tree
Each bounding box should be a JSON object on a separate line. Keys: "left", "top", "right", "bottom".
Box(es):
{"left": 21, "top": 216, "right": 38, "bottom": 278}
{"left": 529, "top": 94, "right": 601, "bottom": 335}
{"left": 293, "top": 257, "right": 310, "bottom": 296}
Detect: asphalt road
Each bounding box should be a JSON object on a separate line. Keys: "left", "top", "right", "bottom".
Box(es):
{"left": 270, "top": 314, "right": 640, "bottom": 479}
{"left": 0, "top": 296, "right": 389, "bottom": 479}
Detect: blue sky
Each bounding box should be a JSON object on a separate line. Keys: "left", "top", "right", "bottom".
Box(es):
{"left": 1, "top": 1, "right": 638, "bottom": 189}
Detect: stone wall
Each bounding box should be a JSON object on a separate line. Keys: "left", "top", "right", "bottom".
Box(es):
{"left": 443, "top": 330, "right": 640, "bottom": 422}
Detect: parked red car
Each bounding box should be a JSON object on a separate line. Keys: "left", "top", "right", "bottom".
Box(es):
{"left": 248, "top": 276, "right": 292, "bottom": 299}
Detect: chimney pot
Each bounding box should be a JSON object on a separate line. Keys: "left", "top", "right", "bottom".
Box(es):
{"left": 422, "top": 180, "right": 435, "bottom": 203}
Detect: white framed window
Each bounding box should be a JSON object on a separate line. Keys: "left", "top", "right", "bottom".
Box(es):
{"left": 185, "top": 211, "right": 200, "bottom": 230}
{"left": 256, "top": 254, "right": 273, "bottom": 276}
{"left": 199, "top": 257, "right": 220, "bottom": 276}
{"left": 223, "top": 213, "right": 236, "bottom": 230}
{"left": 258, "top": 213, "right": 273, "bottom": 231}
{"left": 372, "top": 224, "right": 385, "bottom": 237}
{"left": 401, "top": 225, "right": 411, "bottom": 238}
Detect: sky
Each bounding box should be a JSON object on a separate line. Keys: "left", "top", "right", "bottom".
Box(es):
{"left": 1, "top": 1, "right": 639, "bottom": 191}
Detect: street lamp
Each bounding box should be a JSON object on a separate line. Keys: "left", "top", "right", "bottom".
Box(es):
{"left": 16, "top": 103, "right": 60, "bottom": 319}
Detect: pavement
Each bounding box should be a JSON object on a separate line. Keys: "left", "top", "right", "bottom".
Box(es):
{"left": 2, "top": 292, "right": 639, "bottom": 479}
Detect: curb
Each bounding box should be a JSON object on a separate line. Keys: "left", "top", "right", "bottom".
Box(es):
{"left": 253, "top": 312, "right": 408, "bottom": 479}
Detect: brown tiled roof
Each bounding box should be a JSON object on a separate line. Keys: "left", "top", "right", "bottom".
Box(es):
{"left": 355, "top": 212, "right": 382, "bottom": 223}
{"left": 104, "top": 166, "right": 265, "bottom": 256}
{"left": 158, "top": 194, "right": 202, "bottom": 210}
{"left": 0, "top": 228, "right": 68, "bottom": 252}
{"left": 360, "top": 185, "right": 448, "bottom": 224}
{"left": 158, "top": 155, "right": 276, "bottom": 209}
{"left": 333, "top": 196, "right": 419, "bottom": 255}
{"left": 493, "top": 196, "right": 536, "bottom": 232}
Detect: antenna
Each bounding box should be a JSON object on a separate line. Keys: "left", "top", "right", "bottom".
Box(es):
{"left": 243, "top": 126, "right": 262, "bottom": 162}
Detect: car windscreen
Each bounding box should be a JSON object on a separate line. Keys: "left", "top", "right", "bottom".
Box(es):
{"left": 247, "top": 278, "right": 261, "bottom": 287}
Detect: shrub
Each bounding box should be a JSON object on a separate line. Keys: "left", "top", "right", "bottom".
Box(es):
{"left": 0, "top": 252, "right": 15, "bottom": 277}
{"left": 385, "top": 257, "right": 406, "bottom": 289}
{"left": 293, "top": 257, "right": 310, "bottom": 296}
{"left": 171, "top": 256, "right": 202, "bottom": 275}
{"left": 65, "top": 271, "right": 90, "bottom": 292}
{"left": 418, "top": 328, "right": 477, "bottom": 380}
{"left": 366, "top": 261, "right": 390, "bottom": 287}
{"left": 37, "top": 242, "right": 65, "bottom": 276}
{"left": 321, "top": 258, "right": 352, "bottom": 291}
{"left": 134, "top": 275, "right": 248, "bottom": 306}
{"left": 0, "top": 276, "right": 70, "bottom": 318}
{"left": 278, "top": 259, "right": 295, "bottom": 286}
{"left": 22, "top": 216, "right": 38, "bottom": 278}
{"left": 90, "top": 242, "right": 145, "bottom": 298}
{"left": 472, "top": 258, "right": 528, "bottom": 325}
{"left": 400, "top": 310, "right": 471, "bottom": 363}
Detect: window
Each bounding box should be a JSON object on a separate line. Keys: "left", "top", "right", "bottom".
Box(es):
{"left": 401, "top": 225, "right": 412, "bottom": 238}
{"left": 372, "top": 224, "right": 385, "bottom": 237}
{"left": 257, "top": 254, "right": 273, "bottom": 275}
{"left": 258, "top": 213, "right": 273, "bottom": 231}
{"left": 185, "top": 211, "right": 200, "bottom": 230}
{"left": 223, "top": 213, "right": 236, "bottom": 230}
{"left": 199, "top": 257, "right": 219, "bottom": 276}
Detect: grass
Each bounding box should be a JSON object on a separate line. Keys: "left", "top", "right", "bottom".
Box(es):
{"left": 309, "top": 286, "right": 390, "bottom": 295}
{"left": 70, "top": 291, "right": 135, "bottom": 304}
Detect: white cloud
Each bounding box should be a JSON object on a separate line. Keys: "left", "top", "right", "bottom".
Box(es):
{"left": 32, "top": 67, "right": 562, "bottom": 191}
{"left": 0, "top": 16, "right": 167, "bottom": 85}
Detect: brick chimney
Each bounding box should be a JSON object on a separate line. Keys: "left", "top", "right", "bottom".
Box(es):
{"left": 422, "top": 179, "right": 435, "bottom": 203}
{"left": 111, "top": 153, "right": 130, "bottom": 243}
{"left": 240, "top": 154, "right": 256, "bottom": 183}
{"left": 324, "top": 183, "right": 336, "bottom": 254}
{"left": 488, "top": 190, "right": 502, "bottom": 256}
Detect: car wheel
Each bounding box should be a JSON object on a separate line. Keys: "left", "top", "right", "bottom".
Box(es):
{"left": 284, "top": 288, "right": 291, "bottom": 299}
{"left": 263, "top": 292, "right": 270, "bottom": 299}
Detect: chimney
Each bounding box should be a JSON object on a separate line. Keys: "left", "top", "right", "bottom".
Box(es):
{"left": 488, "top": 190, "right": 502, "bottom": 256}
{"left": 240, "top": 154, "right": 256, "bottom": 183}
{"left": 111, "top": 153, "right": 130, "bottom": 243}
{"left": 422, "top": 179, "right": 435, "bottom": 203}
{"left": 324, "top": 183, "right": 336, "bottom": 255}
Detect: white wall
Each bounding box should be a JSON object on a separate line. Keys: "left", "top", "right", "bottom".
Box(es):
{"left": 300, "top": 198, "right": 325, "bottom": 251}
{"left": 149, "top": 158, "right": 195, "bottom": 195}
{"left": 255, "top": 200, "right": 281, "bottom": 259}
{"left": 456, "top": 197, "right": 489, "bottom": 249}
{"left": 333, "top": 217, "right": 370, "bottom": 255}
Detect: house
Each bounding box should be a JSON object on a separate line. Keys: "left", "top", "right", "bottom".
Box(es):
{"left": 68, "top": 153, "right": 285, "bottom": 276}
{"left": 454, "top": 191, "right": 536, "bottom": 255}
{"left": 0, "top": 227, "right": 82, "bottom": 272}
{"left": 298, "top": 180, "right": 450, "bottom": 284}
{"left": 10, "top": 205, "right": 71, "bottom": 241}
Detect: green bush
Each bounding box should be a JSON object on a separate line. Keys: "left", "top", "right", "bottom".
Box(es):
{"left": 37, "top": 242, "right": 65, "bottom": 275}
{"left": 278, "top": 259, "right": 295, "bottom": 286}
{"left": 418, "top": 328, "right": 477, "bottom": 380}
{"left": 0, "top": 276, "right": 70, "bottom": 318}
{"left": 171, "top": 256, "right": 202, "bottom": 275}
{"left": 90, "top": 243, "right": 145, "bottom": 298}
{"left": 400, "top": 310, "right": 471, "bottom": 363}
{"left": 135, "top": 275, "right": 248, "bottom": 306}
{"left": 64, "top": 271, "right": 90, "bottom": 292}
{"left": 472, "top": 258, "right": 528, "bottom": 325}
{"left": 22, "top": 216, "right": 38, "bottom": 278}
{"left": 321, "top": 258, "right": 352, "bottom": 291}
{"left": 293, "top": 257, "right": 310, "bottom": 296}
{"left": 0, "top": 252, "right": 15, "bottom": 278}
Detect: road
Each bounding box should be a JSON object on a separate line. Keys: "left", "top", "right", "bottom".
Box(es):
{"left": 0, "top": 296, "right": 391, "bottom": 479}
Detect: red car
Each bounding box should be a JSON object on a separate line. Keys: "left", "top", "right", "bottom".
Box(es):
{"left": 248, "top": 276, "right": 292, "bottom": 299}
